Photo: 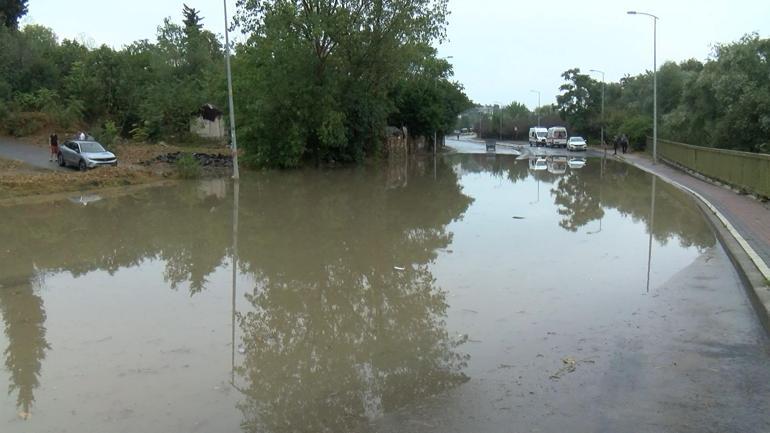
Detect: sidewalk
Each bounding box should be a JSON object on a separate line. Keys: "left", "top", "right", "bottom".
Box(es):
{"left": 614, "top": 150, "right": 770, "bottom": 281}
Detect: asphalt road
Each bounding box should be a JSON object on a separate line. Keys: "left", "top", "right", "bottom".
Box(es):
{"left": 0, "top": 136, "right": 65, "bottom": 171}
{"left": 445, "top": 135, "right": 607, "bottom": 159}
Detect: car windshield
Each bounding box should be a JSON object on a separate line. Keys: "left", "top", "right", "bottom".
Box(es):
{"left": 536, "top": 132, "right": 546, "bottom": 137}
{"left": 79, "top": 142, "right": 106, "bottom": 153}
{"left": 571, "top": 137, "right": 584, "bottom": 142}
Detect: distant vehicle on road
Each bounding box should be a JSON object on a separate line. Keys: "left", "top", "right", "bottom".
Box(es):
{"left": 567, "top": 136, "right": 587, "bottom": 151}
{"left": 58, "top": 140, "right": 118, "bottom": 171}
{"left": 546, "top": 127, "right": 568, "bottom": 148}
{"left": 528, "top": 127, "right": 548, "bottom": 146}
{"left": 461, "top": 127, "right": 469, "bottom": 133}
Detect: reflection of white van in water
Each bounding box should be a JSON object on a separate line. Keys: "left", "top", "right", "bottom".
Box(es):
{"left": 528, "top": 127, "right": 548, "bottom": 146}
{"left": 546, "top": 127, "right": 568, "bottom": 148}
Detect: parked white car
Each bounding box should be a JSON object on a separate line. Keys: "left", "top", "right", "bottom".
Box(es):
{"left": 567, "top": 136, "right": 587, "bottom": 151}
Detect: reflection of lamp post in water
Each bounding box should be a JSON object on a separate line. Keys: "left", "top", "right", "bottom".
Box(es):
{"left": 588, "top": 154, "right": 606, "bottom": 235}
{"left": 646, "top": 176, "right": 656, "bottom": 292}
{"left": 530, "top": 178, "right": 540, "bottom": 205}
{"left": 231, "top": 180, "right": 239, "bottom": 385}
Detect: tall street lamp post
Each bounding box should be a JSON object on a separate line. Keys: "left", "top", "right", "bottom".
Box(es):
{"left": 434, "top": 55, "right": 454, "bottom": 157}
{"left": 530, "top": 90, "right": 541, "bottom": 127}
{"left": 589, "top": 69, "right": 605, "bottom": 147}
{"left": 628, "top": 10, "right": 658, "bottom": 164}
{"left": 223, "top": 0, "right": 239, "bottom": 179}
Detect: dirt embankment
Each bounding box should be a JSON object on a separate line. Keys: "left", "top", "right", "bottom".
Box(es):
{"left": 0, "top": 143, "right": 233, "bottom": 203}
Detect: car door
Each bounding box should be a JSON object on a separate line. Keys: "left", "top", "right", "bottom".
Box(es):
{"left": 60, "top": 141, "right": 72, "bottom": 165}
{"left": 64, "top": 142, "right": 78, "bottom": 165}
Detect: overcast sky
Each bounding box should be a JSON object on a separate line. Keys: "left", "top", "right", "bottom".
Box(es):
{"left": 25, "top": 0, "right": 770, "bottom": 109}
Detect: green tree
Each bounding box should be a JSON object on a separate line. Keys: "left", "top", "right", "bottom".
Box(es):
{"left": 556, "top": 68, "right": 601, "bottom": 136}
{"left": 0, "top": 0, "right": 28, "bottom": 29}
{"left": 234, "top": 0, "right": 451, "bottom": 167}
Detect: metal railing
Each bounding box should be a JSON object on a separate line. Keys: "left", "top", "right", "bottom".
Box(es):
{"left": 649, "top": 137, "right": 770, "bottom": 198}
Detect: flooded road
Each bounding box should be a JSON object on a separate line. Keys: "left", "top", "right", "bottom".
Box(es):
{"left": 1, "top": 154, "right": 769, "bottom": 432}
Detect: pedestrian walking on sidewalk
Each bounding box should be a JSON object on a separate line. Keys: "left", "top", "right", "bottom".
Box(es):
{"left": 49, "top": 132, "right": 59, "bottom": 162}
{"left": 621, "top": 134, "right": 629, "bottom": 154}
{"left": 613, "top": 135, "right": 619, "bottom": 155}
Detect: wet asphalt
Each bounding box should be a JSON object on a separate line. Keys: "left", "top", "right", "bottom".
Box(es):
{"left": 0, "top": 136, "right": 66, "bottom": 171}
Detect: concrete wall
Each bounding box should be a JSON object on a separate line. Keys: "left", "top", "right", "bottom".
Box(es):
{"left": 190, "top": 116, "right": 225, "bottom": 139}
{"left": 651, "top": 137, "right": 770, "bottom": 198}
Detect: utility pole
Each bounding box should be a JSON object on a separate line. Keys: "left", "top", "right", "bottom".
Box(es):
{"left": 530, "top": 90, "right": 541, "bottom": 127}
{"left": 223, "top": 0, "right": 239, "bottom": 179}
{"left": 628, "top": 11, "right": 659, "bottom": 164}
{"left": 589, "top": 69, "right": 605, "bottom": 147}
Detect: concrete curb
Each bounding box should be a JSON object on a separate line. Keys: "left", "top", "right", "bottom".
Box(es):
{"left": 614, "top": 154, "right": 770, "bottom": 334}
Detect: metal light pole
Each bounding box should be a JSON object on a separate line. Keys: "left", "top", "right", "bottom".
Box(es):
{"left": 589, "top": 69, "right": 605, "bottom": 147}
{"left": 434, "top": 55, "right": 454, "bottom": 156}
{"left": 530, "top": 90, "right": 541, "bottom": 127}
{"left": 223, "top": 0, "right": 240, "bottom": 179}
{"left": 628, "top": 11, "right": 658, "bottom": 164}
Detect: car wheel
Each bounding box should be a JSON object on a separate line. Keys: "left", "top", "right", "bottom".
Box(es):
{"left": 57, "top": 153, "right": 65, "bottom": 167}
{"left": 112, "top": 162, "right": 118, "bottom": 167}
{"left": 79, "top": 159, "right": 87, "bottom": 171}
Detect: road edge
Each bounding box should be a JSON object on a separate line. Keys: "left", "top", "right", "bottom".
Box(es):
{"left": 616, "top": 155, "right": 770, "bottom": 335}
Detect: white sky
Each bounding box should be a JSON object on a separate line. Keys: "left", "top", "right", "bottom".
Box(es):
{"left": 25, "top": 0, "right": 770, "bottom": 109}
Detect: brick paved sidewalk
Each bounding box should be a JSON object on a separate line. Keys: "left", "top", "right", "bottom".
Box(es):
{"left": 615, "top": 150, "right": 770, "bottom": 274}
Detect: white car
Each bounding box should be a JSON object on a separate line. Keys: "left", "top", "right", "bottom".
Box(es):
{"left": 567, "top": 136, "right": 587, "bottom": 151}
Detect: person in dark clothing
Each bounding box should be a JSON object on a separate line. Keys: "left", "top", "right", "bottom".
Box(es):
{"left": 621, "top": 134, "right": 629, "bottom": 154}
{"left": 49, "top": 133, "right": 59, "bottom": 162}
{"left": 613, "top": 135, "right": 619, "bottom": 155}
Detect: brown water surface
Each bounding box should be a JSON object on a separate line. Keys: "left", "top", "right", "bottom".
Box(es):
{"left": 1, "top": 154, "right": 768, "bottom": 432}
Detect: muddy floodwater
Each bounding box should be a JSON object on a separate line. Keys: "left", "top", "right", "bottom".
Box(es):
{"left": 1, "top": 154, "right": 769, "bottom": 432}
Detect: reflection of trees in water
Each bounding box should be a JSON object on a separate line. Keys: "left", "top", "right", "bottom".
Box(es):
{"left": 449, "top": 154, "right": 713, "bottom": 248}
{"left": 0, "top": 184, "right": 231, "bottom": 416}
{"left": 0, "top": 276, "right": 49, "bottom": 417}
{"left": 551, "top": 167, "right": 604, "bottom": 232}
{"left": 0, "top": 185, "right": 233, "bottom": 294}
{"left": 548, "top": 160, "right": 715, "bottom": 249}
{"left": 234, "top": 160, "right": 472, "bottom": 433}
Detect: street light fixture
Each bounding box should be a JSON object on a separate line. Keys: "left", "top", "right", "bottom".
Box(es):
{"left": 589, "top": 69, "right": 605, "bottom": 147}
{"left": 530, "top": 90, "right": 541, "bottom": 127}
{"left": 627, "top": 10, "right": 659, "bottom": 164}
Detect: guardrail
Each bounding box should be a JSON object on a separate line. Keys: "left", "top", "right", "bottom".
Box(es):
{"left": 649, "top": 137, "right": 770, "bottom": 198}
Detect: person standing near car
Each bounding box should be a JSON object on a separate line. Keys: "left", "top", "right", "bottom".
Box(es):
{"left": 620, "top": 134, "right": 628, "bottom": 153}
{"left": 49, "top": 133, "right": 59, "bottom": 162}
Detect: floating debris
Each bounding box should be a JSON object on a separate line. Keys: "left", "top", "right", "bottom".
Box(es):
{"left": 393, "top": 266, "right": 406, "bottom": 271}
{"left": 549, "top": 356, "right": 596, "bottom": 380}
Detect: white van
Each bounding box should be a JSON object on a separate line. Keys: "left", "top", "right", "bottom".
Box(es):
{"left": 528, "top": 127, "right": 548, "bottom": 146}
{"left": 546, "top": 127, "right": 568, "bottom": 148}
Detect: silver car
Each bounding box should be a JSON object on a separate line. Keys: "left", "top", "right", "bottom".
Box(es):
{"left": 58, "top": 140, "right": 117, "bottom": 170}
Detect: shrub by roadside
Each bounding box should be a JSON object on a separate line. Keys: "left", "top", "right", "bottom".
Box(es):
{"left": 175, "top": 153, "right": 201, "bottom": 179}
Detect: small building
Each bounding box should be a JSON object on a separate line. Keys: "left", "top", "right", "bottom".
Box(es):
{"left": 190, "top": 104, "right": 225, "bottom": 139}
